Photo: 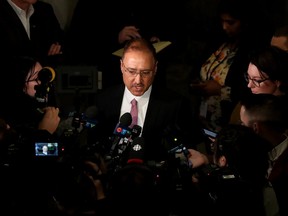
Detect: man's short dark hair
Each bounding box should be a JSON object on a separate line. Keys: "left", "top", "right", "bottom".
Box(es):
{"left": 240, "top": 93, "right": 287, "bottom": 132}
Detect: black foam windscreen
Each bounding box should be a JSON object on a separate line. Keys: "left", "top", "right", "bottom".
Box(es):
{"left": 119, "top": 112, "right": 132, "bottom": 126}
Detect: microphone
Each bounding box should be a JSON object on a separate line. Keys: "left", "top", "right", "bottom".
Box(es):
{"left": 82, "top": 105, "right": 98, "bottom": 129}
{"left": 113, "top": 112, "right": 132, "bottom": 137}
{"left": 34, "top": 66, "right": 56, "bottom": 106}
{"left": 109, "top": 113, "right": 132, "bottom": 157}
{"left": 127, "top": 137, "right": 145, "bottom": 164}
{"left": 38, "top": 67, "right": 56, "bottom": 83}
{"left": 85, "top": 105, "right": 98, "bottom": 119}
{"left": 71, "top": 105, "right": 99, "bottom": 130}
{"left": 131, "top": 124, "right": 142, "bottom": 139}
{"left": 116, "top": 124, "right": 142, "bottom": 160}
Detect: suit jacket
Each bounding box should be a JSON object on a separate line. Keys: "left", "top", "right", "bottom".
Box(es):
{"left": 0, "top": 0, "right": 64, "bottom": 66}
{"left": 95, "top": 84, "right": 202, "bottom": 162}
{"left": 269, "top": 147, "right": 288, "bottom": 216}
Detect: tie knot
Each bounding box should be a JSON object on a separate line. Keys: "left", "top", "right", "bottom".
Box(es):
{"left": 131, "top": 98, "right": 137, "bottom": 105}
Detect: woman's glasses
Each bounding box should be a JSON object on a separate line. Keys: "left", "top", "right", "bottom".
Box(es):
{"left": 244, "top": 74, "right": 270, "bottom": 87}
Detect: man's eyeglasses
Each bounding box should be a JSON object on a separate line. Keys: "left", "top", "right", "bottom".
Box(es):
{"left": 244, "top": 73, "right": 270, "bottom": 87}
{"left": 122, "top": 62, "right": 154, "bottom": 78}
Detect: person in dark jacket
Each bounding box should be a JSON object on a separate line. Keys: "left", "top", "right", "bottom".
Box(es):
{"left": 0, "top": 0, "right": 65, "bottom": 67}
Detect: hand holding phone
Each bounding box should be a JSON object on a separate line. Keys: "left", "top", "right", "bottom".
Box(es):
{"left": 202, "top": 129, "right": 217, "bottom": 155}
{"left": 203, "top": 128, "right": 217, "bottom": 138}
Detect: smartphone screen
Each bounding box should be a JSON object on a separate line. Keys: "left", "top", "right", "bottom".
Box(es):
{"left": 203, "top": 128, "right": 217, "bottom": 138}
{"left": 202, "top": 129, "right": 217, "bottom": 155}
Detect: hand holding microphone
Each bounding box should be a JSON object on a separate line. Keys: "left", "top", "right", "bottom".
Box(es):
{"left": 38, "top": 107, "right": 60, "bottom": 134}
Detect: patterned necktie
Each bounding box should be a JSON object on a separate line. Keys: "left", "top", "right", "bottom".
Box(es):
{"left": 130, "top": 98, "right": 138, "bottom": 127}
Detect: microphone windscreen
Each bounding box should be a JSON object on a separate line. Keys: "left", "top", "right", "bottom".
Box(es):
{"left": 119, "top": 112, "right": 132, "bottom": 126}
{"left": 131, "top": 125, "right": 142, "bottom": 138}
{"left": 113, "top": 113, "right": 132, "bottom": 137}
{"left": 85, "top": 105, "right": 98, "bottom": 119}
{"left": 127, "top": 137, "right": 145, "bottom": 164}
{"left": 38, "top": 67, "right": 56, "bottom": 83}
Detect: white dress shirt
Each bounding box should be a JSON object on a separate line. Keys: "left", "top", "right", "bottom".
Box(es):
{"left": 120, "top": 86, "right": 152, "bottom": 129}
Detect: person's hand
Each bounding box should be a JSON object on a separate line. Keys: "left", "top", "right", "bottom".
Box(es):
{"left": 190, "top": 81, "right": 205, "bottom": 90}
{"left": 38, "top": 107, "right": 60, "bottom": 134}
{"left": 47, "top": 42, "right": 62, "bottom": 56}
{"left": 83, "top": 160, "right": 106, "bottom": 200}
{"left": 187, "top": 148, "right": 209, "bottom": 169}
{"left": 192, "top": 80, "right": 222, "bottom": 96}
{"left": 118, "top": 26, "right": 141, "bottom": 44}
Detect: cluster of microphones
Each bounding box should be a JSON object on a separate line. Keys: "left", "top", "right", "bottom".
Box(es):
{"left": 105, "top": 112, "right": 195, "bottom": 193}
{"left": 105, "top": 112, "right": 193, "bottom": 173}
{"left": 106, "top": 112, "right": 145, "bottom": 173}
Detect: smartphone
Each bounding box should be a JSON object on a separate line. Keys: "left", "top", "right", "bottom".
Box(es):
{"left": 203, "top": 128, "right": 217, "bottom": 138}
{"left": 35, "top": 142, "right": 59, "bottom": 157}
{"left": 202, "top": 129, "right": 217, "bottom": 155}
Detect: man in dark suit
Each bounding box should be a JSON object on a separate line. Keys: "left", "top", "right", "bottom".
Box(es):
{"left": 95, "top": 38, "right": 203, "bottom": 163}
{"left": 93, "top": 37, "right": 203, "bottom": 216}
{"left": 0, "top": 0, "right": 64, "bottom": 66}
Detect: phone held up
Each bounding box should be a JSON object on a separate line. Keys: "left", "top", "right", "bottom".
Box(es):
{"left": 202, "top": 128, "right": 217, "bottom": 155}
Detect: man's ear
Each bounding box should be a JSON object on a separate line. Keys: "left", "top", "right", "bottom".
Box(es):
{"left": 120, "top": 59, "right": 124, "bottom": 74}
{"left": 154, "top": 61, "right": 158, "bottom": 74}
{"left": 218, "top": 155, "right": 227, "bottom": 167}
{"left": 252, "top": 121, "right": 260, "bottom": 134}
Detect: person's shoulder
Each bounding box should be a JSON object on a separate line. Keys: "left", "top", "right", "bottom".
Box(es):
{"left": 34, "top": 1, "right": 52, "bottom": 7}
{"left": 98, "top": 84, "right": 124, "bottom": 96}
{"left": 151, "top": 85, "right": 188, "bottom": 101}
{"left": 278, "top": 95, "right": 288, "bottom": 103}
{"left": 33, "top": 1, "right": 54, "bottom": 12}
{"left": 96, "top": 84, "right": 124, "bottom": 103}
{"left": 0, "top": 0, "right": 14, "bottom": 16}
{"left": 0, "top": 0, "right": 8, "bottom": 8}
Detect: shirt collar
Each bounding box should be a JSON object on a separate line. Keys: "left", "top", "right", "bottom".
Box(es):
{"left": 268, "top": 134, "right": 288, "bottom": 162}
{"left": 8, "top": 0, "right": 34, "bottom": 18}
{"left": 124, "top": 85, "right": 152, "bottom": 104}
